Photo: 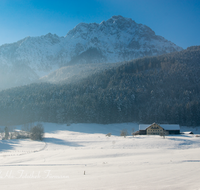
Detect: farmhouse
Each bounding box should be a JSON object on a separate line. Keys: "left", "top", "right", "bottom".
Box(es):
{"left": 138, "top": 123, "right": 180, "bottom": 135}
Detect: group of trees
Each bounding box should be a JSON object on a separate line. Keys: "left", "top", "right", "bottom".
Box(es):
{"left": 0, "top": 124, "right": 44, "bottom": 141}
{"left": 0, "top": 46, "right": 200, "bottom": 126}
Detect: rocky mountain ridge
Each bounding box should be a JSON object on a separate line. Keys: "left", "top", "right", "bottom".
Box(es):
{"left": 0, "top": 15, "right": 183, "bottom": 89}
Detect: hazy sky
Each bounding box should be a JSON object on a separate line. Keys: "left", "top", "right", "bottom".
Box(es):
{"left": 0, "top": 0, "right": 200, "bottom": 49}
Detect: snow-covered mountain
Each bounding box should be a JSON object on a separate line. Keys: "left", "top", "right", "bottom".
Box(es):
{"left": 0, "top": 15, "right": 183, "bottom": 89}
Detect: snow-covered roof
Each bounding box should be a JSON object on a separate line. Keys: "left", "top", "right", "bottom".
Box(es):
{"left": 139, "top": 124, "right": 180, "bottom": 130}
{"left": 160, "top": 124, "right": 180, "bottom": 130}
{"left": 139, "top": 124, "right": 151, "bottom": 130}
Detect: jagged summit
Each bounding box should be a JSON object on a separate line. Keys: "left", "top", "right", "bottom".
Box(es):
{"left": 64, "top": 15, "right": 182, "bottom": 64}
{"left": 107, "top": 15, "right": 135, "bottom": 25}
{"left": 0, "top": 15, "right": 183, "bottom": 90}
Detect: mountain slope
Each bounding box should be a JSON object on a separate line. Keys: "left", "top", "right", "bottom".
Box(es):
{"left": 39, "top": 62, "right": 123, "bottom": 84}
{"left": 0, "top": 15, "right": 182, "bottom": 90}
{"left": 0, "top": 46, "right": 199, "bottom": 126}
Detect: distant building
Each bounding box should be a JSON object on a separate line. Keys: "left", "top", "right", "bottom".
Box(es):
{"left": 138, "top": 123, "right": 180, "bottom": 135}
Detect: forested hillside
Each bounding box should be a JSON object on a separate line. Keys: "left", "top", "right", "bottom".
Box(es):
{"left": 0, "top": 46, "right": 200, "bottom": 126}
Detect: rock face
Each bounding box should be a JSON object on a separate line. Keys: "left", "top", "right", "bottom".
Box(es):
{"left": 64, "top": 15, "right": 183, "bottom": 64}
{"left": 0, "top": 15, "right": 183, "bottom": 89}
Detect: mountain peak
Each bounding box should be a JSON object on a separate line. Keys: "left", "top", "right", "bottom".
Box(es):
{"left": 0, "top": 15, "right": 183, "bottom": 90}
{"left": 109, "top": 15, "right": 126, "bottom": 22}
{"left": 107, "top": 15, "right": 135, "bottom": 24}
{"left": 44, "top": 33, "right": 58, "bottom": 38}
{"left": 111, "top": 15, "right": 124, "bottom": 19}
{"left": 110, "top": 15, "right": 132, "bottom": 21}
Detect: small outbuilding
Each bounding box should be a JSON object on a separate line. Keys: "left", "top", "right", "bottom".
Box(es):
{"left": 138, "top": 123, "right": 180, "bottom": 135}
{"left": 183, "top": 131, "right": 194, "bottom": 135}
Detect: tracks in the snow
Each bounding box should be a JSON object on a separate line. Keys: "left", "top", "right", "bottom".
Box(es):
{"left": 0, "top": 141, "right": 47, "bottom": 157}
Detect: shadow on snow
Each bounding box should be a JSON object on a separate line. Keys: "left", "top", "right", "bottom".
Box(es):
{"left": 44, "top": 137, "right": 83, "bottom": 147}
{"left": 0, "top": 140, "right": 18, "bottom": 152}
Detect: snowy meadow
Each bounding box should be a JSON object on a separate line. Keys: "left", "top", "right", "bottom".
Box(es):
{"left": 0, "top": 123, "right": 200, "bottom": 190}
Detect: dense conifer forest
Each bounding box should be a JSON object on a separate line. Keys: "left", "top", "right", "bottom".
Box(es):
{"left": 0, "top": 46, "right": 200, "bottom": 126}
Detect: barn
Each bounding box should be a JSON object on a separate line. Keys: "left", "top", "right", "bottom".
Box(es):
{"left": 138, "top": 123, "right": 180, "bottom": 135}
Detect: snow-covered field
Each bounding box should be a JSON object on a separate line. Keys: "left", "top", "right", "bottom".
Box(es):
{"left": 0, "top": 123, "right": 200, "bottom": 190}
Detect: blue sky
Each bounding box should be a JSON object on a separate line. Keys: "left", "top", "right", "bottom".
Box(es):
{"left": 0, "top": 0, "right": 200, "bottom": 49}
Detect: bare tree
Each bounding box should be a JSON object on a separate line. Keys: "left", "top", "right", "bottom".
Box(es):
{"left": 131, "top": 128, "right": 135, "bottom": 137}
{"left": 160, "top": 130, "right": 169, "bottom": 139}
{"left": 106, "top": 133, "right": 111, "bottom": 137}
{"left": 120, "top": 129, "right": 128, "bottom": 138}
{"left": 30, "top": 124, "right": 44, "bottom": 141}
{"left": 4, "top": 126, "right": 9, "bottom": 140}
